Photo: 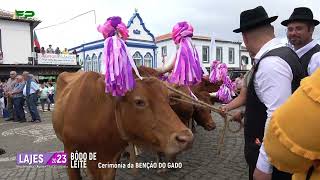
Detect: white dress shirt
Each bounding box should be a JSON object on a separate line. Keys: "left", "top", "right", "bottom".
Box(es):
{"left": 295, "top": 40, "right": 320, "bottom": 75}
{"left": 253, "top": 38, "right": 293, "bottom": 174}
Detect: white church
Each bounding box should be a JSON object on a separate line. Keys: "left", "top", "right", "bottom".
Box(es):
{"left": 69, "top": 10, "right": 252, "bottom": 73}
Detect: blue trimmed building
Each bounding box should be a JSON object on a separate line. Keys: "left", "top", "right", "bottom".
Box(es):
{"left": 69, "top": 10, "right": 157, "bottom": 72}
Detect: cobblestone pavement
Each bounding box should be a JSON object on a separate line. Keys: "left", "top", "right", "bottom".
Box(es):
{"left": 0, "top": 106, "right": 249, "bottom": 180}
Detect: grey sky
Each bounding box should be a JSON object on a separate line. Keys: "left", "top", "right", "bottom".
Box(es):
{"left": 2, "top": 0, "right": 320, "bottom": 49}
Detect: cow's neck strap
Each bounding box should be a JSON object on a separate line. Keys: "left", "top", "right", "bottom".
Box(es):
{"left": 114, "top": 103, "right": 130, "bottom": 141}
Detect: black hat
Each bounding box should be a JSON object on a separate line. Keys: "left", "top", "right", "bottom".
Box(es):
{"left": 233, "top": 6, "right": 278, "bottom": 33}
{"left": 281, "top": 7, "right": 319, "bottom": 26}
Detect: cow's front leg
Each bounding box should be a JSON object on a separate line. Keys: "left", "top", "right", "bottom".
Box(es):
{"left": 65, "top": 147, "right": 82, "bottom": 180}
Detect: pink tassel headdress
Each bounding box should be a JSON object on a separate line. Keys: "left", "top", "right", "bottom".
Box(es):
{"left": 97, "top": 16, "right": 142, "bottom": 96}
{"left": 210, "top": 60, "right": 236, "bottom": 103}
{"left": 168, "top": 21, "right": 203, "bottom": 86}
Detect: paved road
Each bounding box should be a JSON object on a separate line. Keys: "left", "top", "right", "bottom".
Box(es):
{"left": 0, "top": 107, "right": 249, "bottom": 180}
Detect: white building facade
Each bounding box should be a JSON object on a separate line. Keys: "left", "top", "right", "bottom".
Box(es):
{"left": 0, "top": 10, "right": 40, "bottom": 64}
{"left": 156, "top": 34, "right": 251, "bottom": 72}
{"left": 69, "top": 10, "right": 157, "bottom": 72}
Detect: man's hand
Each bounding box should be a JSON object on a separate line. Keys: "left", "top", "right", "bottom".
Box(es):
{"left": 253, "top": 168, "right": 272, "bottom": 180}
{"left": 230, "top": 110, "right": 244, "bottom": 123}
{"left": 220, "top": 105, "right": 229, "bottom": 113}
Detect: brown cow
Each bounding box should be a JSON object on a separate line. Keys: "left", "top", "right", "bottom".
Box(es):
{"left": 53, "top": 71, "right": 193, "bottom": 180}
{"left": 137, "top": 66, "right": 217, "bottom": 131}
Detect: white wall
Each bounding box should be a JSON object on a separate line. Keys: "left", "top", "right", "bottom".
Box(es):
{"left": 156, "top": 39, "right": 241, "bottom": 70}
{"left": 215, "top": 41, "right": 240, "bottom": 68}
{"left": 0, "top": 20, "right": 31, "bottom": 64}
{"left": 127, "top": 17, "right": 153, "bottom": 42}
{"left": 156, "top": 40, "right": 176, "bottom": 69}
{"left": 193, "top": 39, "right": 211, "bottom": 69}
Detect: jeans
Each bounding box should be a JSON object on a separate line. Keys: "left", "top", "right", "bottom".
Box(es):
{"left": 26, "top": 93, "right": 41, "bottom": 121}
{"left": 13, "top": 97, "right": 25, "bottom": 121}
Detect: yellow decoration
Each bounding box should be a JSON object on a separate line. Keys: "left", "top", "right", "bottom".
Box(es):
{"left": 264, "top": 68, "right": 320, "bottom": 180}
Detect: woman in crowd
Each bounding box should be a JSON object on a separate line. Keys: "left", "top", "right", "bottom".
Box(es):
{"left": 39, "top": 83, "right": 49, "bottom": 112}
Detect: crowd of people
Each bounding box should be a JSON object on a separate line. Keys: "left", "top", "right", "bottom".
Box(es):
{"left": 0, "top": 71, "right": 55, "bottom": 123}
{"left": 34, "top": 45, "right": 77, "bottom": 55}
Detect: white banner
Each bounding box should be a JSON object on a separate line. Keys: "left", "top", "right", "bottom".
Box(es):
{"left": 37, "top": 53, "right": 77, "bottom": 65}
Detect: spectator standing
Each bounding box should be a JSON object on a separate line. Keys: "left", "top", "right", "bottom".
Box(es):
{"left": 234, "top": 73, "right": 245, "bottom": 94}
{"left": 4, "top": 71, "right": 17, "bottom": 121}
{"left": 39, "top": 83, "right": 49, "bottom": 112}
{"left": 40, "top": 47, "right": 45, "bottom": 54}
{"left": 23, "top": 74, "right": 41, "bottom": 123}
{"left": 48, "top": 83, "right": 54, "bottom": 105}
{"left": 34, "top": 47, "right": 40, "bottom": 53}
{"left": 10, "top": 75, "right": 26, "bottom": 122}
{"left": 62, "top": 48, "right": 69, "bottom": 54}
{"left": 0, "top": 83, "right": 4, "bottom": 117}
{"left": 46, "top": 45, "right": 54, "bottom": 53}
{"left": 55, "top": 47, "right": 61, "bottom": 54}
{"left": 3, "top": 80, "right": 7, "bottom": 108}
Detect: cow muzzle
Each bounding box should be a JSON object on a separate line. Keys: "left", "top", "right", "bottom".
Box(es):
{"left": 204, "top": 121, "right": 216, "bottom": 131}
{"left": 165, "top": 129, "right": 194, "bottom": 156}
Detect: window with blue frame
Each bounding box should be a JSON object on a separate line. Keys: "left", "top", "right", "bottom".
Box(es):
{"left": 98, "top": 52, "right": 102, "bottom": 73}
{"left": 144, "top": 53, "right": 153, "bottom": 68}
{"left": 85, "top": 54, "right": 91, "bottom": 72}
{"left": 133, "top": 51, "right": 143, "bottom": 66}
{"left": 92, "top": 54, "right": 98, "bottom": 72}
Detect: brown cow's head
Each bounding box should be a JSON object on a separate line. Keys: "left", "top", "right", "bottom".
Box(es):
{"left": 192, "top": 78, "right": 222, "bottom": 93}
{"left": 137, "top": 66, "right": 194, "bottom": 126}
{"left": 116, "top": 77, "right": 193, "bottom": 156}
{"left": 193, "top": 91, "right": 216, "bottom": 131}
{"left": 191, "top": 78, "right": 223, "bottom": 105}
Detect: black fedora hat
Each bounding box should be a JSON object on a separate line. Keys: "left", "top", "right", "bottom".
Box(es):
{"left": 281, "top": 7, "right": 319, "bottom": 26}
{"left": 233, "top": 6, "right": 278, "bottom": 33}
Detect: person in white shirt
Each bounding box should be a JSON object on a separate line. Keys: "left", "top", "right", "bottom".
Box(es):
{"left": 47, "top": 83, "right": 55, "bottom": 106}
{"left": 281, "top": 7, "right": 320, "bottom": 76}
{"left": 233, "top": 6, "right": 304, "bottom": 180}
{"left": 39, "top": 83, "right": 49, "bottom": 112}
{"left": 23, "top": 74, "right": 41, "bottom": 122}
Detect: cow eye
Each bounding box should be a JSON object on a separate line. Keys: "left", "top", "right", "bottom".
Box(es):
{"left": 134, "top": 98, "right": 146, "bottom": 107}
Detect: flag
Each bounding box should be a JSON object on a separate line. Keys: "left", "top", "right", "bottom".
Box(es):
{"left": 33, "top": 31, "right": 40, "bottom": 49}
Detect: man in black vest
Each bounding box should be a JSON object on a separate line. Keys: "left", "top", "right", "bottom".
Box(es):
{"left": 282, "top": 7, "right": 320, "bottom": 76}
{"left": 233, "top": 6, "right": 304, "bottom": 180}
